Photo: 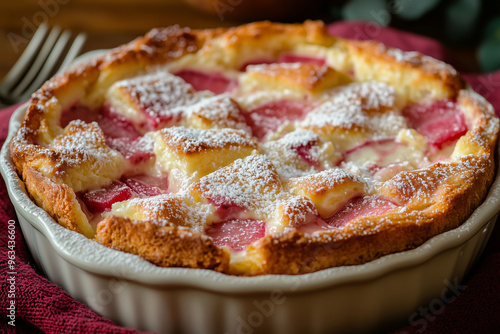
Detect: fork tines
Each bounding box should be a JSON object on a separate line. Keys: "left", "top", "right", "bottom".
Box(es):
{"left": 0, "top": 24, "right": 86, "bottom": 106}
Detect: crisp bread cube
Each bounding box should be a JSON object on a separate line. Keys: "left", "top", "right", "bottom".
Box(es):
{"left": 46, "top": 120, "right": 126, "bottom": 192}
{"left": 184, "top": 95, "right": 251, "bottom": 133}
{"left": 241, "top": 63, "right": 351, "bottom": 95}
{"left": 106, "top": 72, "right": 209, "bottom": 131}
{"left": 154, "top": 127, "right": 257, "bottom": 186}
{"left": 286, "top": 168, "right": 369, "bottom": 218}
{"left": 189, "top": 154, "right": 284, "bottom": 222}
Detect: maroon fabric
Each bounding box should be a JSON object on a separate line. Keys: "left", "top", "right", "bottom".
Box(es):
{"left": 0, "top": 21, "right": 499, "bottom": 333}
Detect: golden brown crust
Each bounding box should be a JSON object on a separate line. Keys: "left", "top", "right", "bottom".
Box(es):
{"left": 243, "top": 154, "right": 494, "bottom": 276}
{"left": 275, "top": 196, "right": 319, "bottom": 228}
{"left": 96, "top": 216, "right": 229, "bottom": 272}
{"left": 286, "top": 169, "right": 369, "bottom": 218}
{"left": 244, "top": 63, "right": 352, "bottom": 93}
{"left": 22, "top": 165, "right": 93, "bottom": 238}
{"left": 218, "top": 20, "right": 336, "bottom": 51}
{"left": 347, "top": 40, "right": 465, "bottom": 103}
{"left": 158, "top": 127, "right": 256, "bottom": 156}
{"left": 8, "top": 20, "right": 500, "bottom": 276}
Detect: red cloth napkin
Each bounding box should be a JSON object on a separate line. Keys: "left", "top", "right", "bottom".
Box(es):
{"left": 1, "top": 22, "right": 499, "bottom": 334}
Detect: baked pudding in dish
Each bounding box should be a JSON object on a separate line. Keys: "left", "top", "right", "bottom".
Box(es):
{"left": 9, "top": 21, "right": 499, "bottom": 276}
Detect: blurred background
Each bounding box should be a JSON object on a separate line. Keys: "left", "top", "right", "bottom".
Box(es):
{"left": 0, "top": 0, "right": 499, "bottom": 81}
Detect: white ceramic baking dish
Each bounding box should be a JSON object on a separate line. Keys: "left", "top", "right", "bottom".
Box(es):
{"left": 2, "top": 98, "right": 499, "bottom": 333}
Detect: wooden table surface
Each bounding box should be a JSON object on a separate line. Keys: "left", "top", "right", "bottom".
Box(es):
{"left": 0, "top": 0, "right": 243, "bottom": 81}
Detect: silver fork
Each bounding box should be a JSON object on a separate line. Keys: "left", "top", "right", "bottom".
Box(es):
{"left": 0, "top": 24, "right": 86, "bottom": 107}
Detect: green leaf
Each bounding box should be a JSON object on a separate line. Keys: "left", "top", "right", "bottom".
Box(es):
{"left": 479, "top": 17, "right": 500, "bottom": 72}
{"left": 395, "top": 0, "right": 441, "bottom": 20}
{"left": 483, "top": 16, "right": 500, "bottom": 43}
{"left": 478, "top": 38, "right": 500, "bottom": 72}
{"left": 341, "top": 0, "right": 391, "bottom": 26}
{"left": 445, "top": 0, "right": 481, "bottom": 43}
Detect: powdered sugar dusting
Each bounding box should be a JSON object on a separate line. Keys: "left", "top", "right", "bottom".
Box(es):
{"left": 160, "top": 127, "right": 255, "bottom": 153}
{"left": 114, "top": 194, "right": 210, "bottom": 232}
{"left": 113, "top": 72, "right": 209, "bottom": 126}
{"left": 328, "top": 81, "right": 396, "bottom": 110}
{"left": 247, "top": 62, "right": 304, "bottom": 73}
{"left": 184, "top": 95, "right": 251, "bottom": 132}
{"left": 291, "top": 168, "right": 369, "bottom": 193}
{"left": 106, "top": 134, "right": 155, "bottom": 162}
{"left": 194, "top": 155, "right": 285, "bottom": 218}
{"left": 301, "top": 82, "right": 406, "bottom": 137}
{"left": 303, "top": 101, "right": 368, "bottom": 129}
{"left": 276, "top": 129, "right": 319, "bottom": 147}
{"left": 385, "top": 156, "right": 486, "bottom": 204}
{"left": 50, "top": 120, "right": 121, "bottom": 167}
{"left": 263, "top": 130, "right": 321, "bottom": 180}
{"left": 384, "top": 46, "right": 457, "bottom": 75}
{"left": 277, "top": 196, "right": 320, "bottom": 228}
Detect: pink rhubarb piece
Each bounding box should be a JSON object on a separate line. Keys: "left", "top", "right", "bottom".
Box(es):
{"left": 80, "top": 181, "right": 133, "bottom": 214}
{"left": 243, "top": 100, "right": 312, "bottom": 141}
{"left": 122, "top": 175, "right": 169, "bottom": 197}
{"left": 326, "top": 196, "right": 397, "bottom": 228}
{"left": 402, "top": 100, "right": 467, "bottom": 149}
{"left": 174, "top": 69, "right": 238, "bottom": 95}
{"left": 205, "top": 219, "right": 266, "bottom": 251}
